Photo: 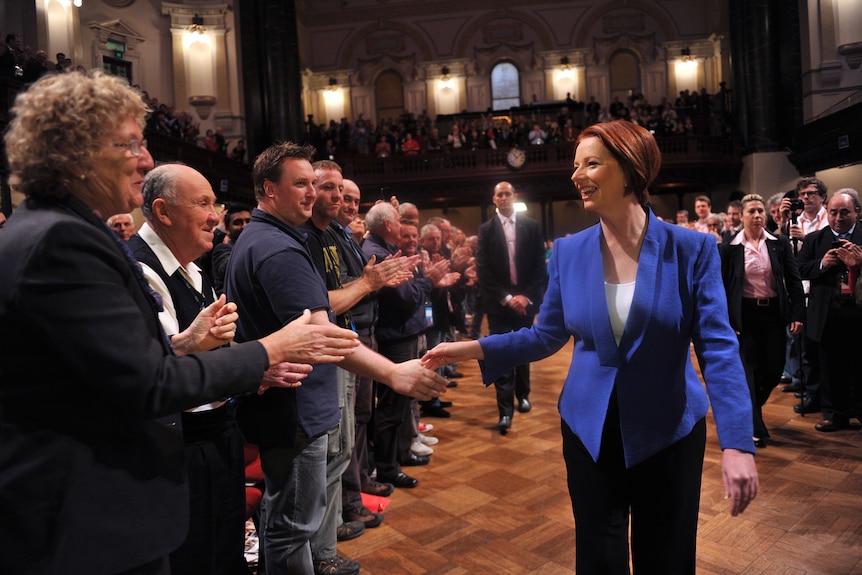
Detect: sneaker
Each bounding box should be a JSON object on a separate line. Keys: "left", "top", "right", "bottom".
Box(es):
{"left": 417, "top": 422, "right": 434, "bottom": 433}
{"left": 418, "top": 433, "right": 438, "bottom": 446}
{"left": 336, "top": 520, "right": 365, "bottom": 542}
{"left": 314, "top": 555, "right": 360, "bottom": 575}
{"left": 411, "top": 440, "right": 433, "bottom": 456}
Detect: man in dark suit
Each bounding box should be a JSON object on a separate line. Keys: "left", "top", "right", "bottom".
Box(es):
{"left": 796, "top": 190, "right": 862, "bottom": 432}
{"left": 476, "top": 181, "right": 547, "bottom": 433}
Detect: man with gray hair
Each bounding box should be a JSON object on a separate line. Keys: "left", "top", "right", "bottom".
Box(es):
{"left": 129, "top": 163, "right": 308, "bottom": 575}
{"left": 363, "top": 202, "right": 454, "bottom": 488}
{"left": 107, "top": 212, "right": 135, "bottom": 241}
{"left": 797, "top": 189, "right": 862, "bottom": 432}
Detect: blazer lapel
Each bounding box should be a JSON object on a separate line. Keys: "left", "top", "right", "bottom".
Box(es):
{"left": 587, "top": 227, "right": 621, "bottom": 367}
{"left": 618, "top": 222, "right": 659, "bottom": 363}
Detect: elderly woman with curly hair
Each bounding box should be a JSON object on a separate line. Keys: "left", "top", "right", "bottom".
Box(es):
{"left": 0, "top": 71, "right": 359, "bottom": 575}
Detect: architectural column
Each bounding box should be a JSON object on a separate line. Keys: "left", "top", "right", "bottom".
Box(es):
{"left": 238, "top": 0, "right": 305, "bottom": 154}
{"left": 729, "top": 0, "right": 802, "bottom": 153}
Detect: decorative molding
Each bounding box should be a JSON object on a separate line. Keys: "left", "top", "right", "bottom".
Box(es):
{"left": 592, "top": 32, "right": 658, "bottom": 64}
{"left": 839, "top": 42, "right": 862, "bottom": 70}
{"left": 88, "top": 19, "right": 146, "bottom": 52}
{"left": 482, "top": 22, "right": 523, "bottom": 45}
{"left": 160, "top": 3, "right": 230, "bottom": 30}
{"left": 366, "top": 32, "right": 405, "bottom": 55}
{"left": 602, "top": 11, "right": 645, "bottom": 34}
{"left": 101, "top": 0, "right": 136, "bottom": 7}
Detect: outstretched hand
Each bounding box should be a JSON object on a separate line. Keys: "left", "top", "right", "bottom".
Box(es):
{"left": 421, "top": 340, "right": 484, "bottom": 372}
{"left": 260, "top": 309, "right": 360, "bottom": 367}
{"left": 387, "top": 359, "right": 449, "bottom": 401}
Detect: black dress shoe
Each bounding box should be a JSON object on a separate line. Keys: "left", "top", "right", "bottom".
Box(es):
{"left": 378, "top": 472, "right": 418, "bottom": 488}
{"left": 446, "top": 380, "right": 458, "bottom": 388}
{"left": 781, "top": 382, "right": 801, "bottom": 393}
{"left": 421, "top": 405, "right": 451, "bottom": 418}
{"left": 517, "top": 398, "right": 532, "bottom": 413}
{"left": 400, "top": 452, "right": 430, "bottom": 466}
{"left": 753, "top": 437, "right": 767, "bottom": 448}
{"left": 438, "top": 400, "right": 453, "bottom": 408}
{"left": 448, "top": 370, "right": 464, "bottom": 378}
{"left": 793, "top": 397, "right": 820, "bottom": 414}
{"left": 498, "top": 415, "right": 512, "bottom": 435}
{"left": 815, "top": 419, "right": 847, "bottom": 432}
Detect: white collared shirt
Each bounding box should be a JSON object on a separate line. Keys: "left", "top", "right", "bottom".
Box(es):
{"left": 138, "top": 223, "right": 222, "bottom": 412}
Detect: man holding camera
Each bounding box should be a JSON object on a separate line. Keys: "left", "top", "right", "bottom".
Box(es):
{"left": 796, "top": 190, "right": 862, "bottom": 432}
{"left": 780, "top": 178, "right": 830, "bottom": 413}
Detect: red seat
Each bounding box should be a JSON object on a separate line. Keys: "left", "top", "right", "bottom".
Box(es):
{"left": 244, "top": 444, "right": 264, "bottom": 518}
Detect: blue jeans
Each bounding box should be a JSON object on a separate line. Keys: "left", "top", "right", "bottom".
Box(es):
{"left": 310, "top": 367, "right": 356, "bottom": 562}
{"left": 259, "top": 430, "right": 328, "bottom": 575}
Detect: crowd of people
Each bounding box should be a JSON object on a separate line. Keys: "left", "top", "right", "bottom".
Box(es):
{"left": 304, "top": 87, "right": 732, "bottom": 162}
{"left": 3, "top": 66, "right": 860, "bottom": 575}
{"left": 673, "top": 181, "right": 862, "bottom": 444}
{"left": 1, "top": 32, "right": 80, "bottom": 82}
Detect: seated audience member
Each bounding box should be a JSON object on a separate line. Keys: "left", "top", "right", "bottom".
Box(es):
{"left": 447, "top": 124, "right": 466, "bottom": 151}
{"left": 401, "top": 132, "right": 421, "bottom": 155}
{"left": 107, "top": 212, "right": 136, "bottom": 241}
{"left": 231, "top": 139, "right": 247, "bottom": 163}
{"left": 375, "top": 135, "right": 391, "bottom": 158}
{"left": 528, "top": 123, "right": 547, "bottom": 145}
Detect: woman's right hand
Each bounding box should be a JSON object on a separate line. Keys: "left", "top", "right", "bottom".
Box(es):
{"left": 421, "top": 340, "right": 484, "bottom": 371}
{"left": 259, "top": 309, "right": 359, "bottom": 367}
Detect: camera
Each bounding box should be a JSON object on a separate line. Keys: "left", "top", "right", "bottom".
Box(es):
{"left": 832, "top": 239, "right": 843, "bottom": 249}
{"left": 788, "top": 199, "right": 805, "bottom": 212}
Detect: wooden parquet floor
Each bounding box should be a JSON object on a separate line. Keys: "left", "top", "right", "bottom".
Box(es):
{"left": 336, "top": 338, "right": 862, "bottom": 575}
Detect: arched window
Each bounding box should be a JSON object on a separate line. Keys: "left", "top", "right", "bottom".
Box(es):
{"left": 491, "top": 61, "right": 520, "bottom": 111}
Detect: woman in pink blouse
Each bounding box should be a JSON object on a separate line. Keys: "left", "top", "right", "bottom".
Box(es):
{"left": 720, "top": 193, "right": 806, "bottom": 447}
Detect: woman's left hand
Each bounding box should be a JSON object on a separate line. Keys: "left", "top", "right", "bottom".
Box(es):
{"left": 721, "top": 448, "right": 759, "bottom": 516}
{"left": 789, "top": 321, "right": 803, "bottom": 335}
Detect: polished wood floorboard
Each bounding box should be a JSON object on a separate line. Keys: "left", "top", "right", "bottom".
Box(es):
{"left": 332, "top": 339, "right": 862, "bottom": 574}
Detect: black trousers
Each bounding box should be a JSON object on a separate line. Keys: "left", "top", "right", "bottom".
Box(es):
{"left": 561, "top": 394, "right": 705, "bottom": 575}
{"left": 487, "top": 311, "right": 533, "bottom": 418}
{"left": 374, "top": 334, "right": 424, "bottom": 478}
{"left": 818, "top": 308, "right": 862, "bottom": 423}
{"left": 170, "top": 403, "right": 251, "bottom": 575}
{"left": 738, "top": 299, "right": 785, "bottom": 438}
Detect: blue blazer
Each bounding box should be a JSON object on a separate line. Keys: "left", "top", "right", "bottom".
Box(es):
{"left": 480, "top": 208, "right": 754, "bottom": 467}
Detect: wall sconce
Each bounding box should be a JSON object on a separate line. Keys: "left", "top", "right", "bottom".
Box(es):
{"left": 680, "top": 47, "right": 693, "bottom": 62}
{"left": 328, "top": 77, "right": 338, "bottom": 91}
{"left": 560, "top": 56, "right": 570, "bottom": 70}
{"left": 441, "top": 66, "right": 450, "bottom": 82}
{"left": 188, "top": 14, "right": 206, "bottom": 36}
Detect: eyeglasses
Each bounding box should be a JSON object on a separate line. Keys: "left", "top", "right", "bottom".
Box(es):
{"left": 798, "top": 191, "right": 820, "bottom": 197}
{"left": 112, "top": 138, "right": 148, "bottom": 157}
